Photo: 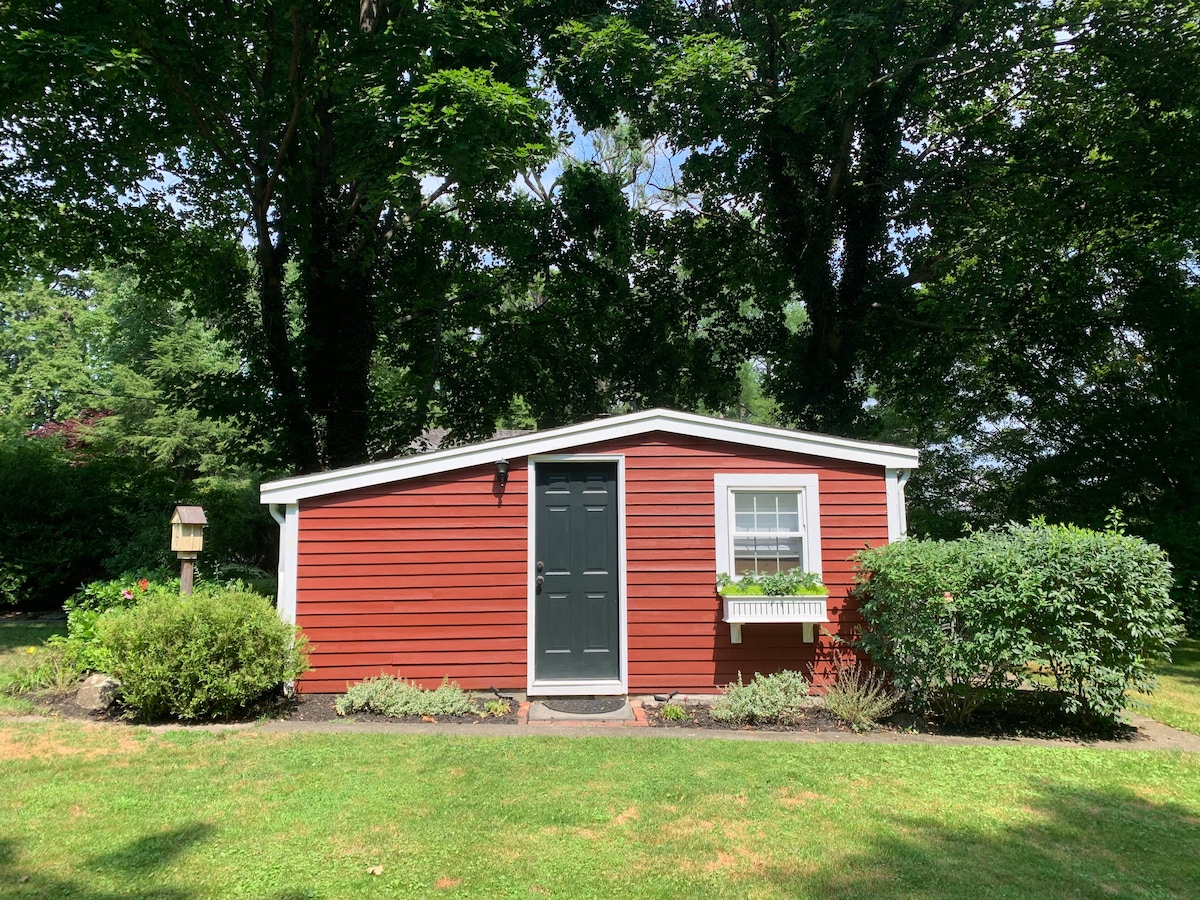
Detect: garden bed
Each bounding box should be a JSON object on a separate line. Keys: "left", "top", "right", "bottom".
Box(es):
{"left": 13, "top": 686, "right": 1145, "bottom": 742}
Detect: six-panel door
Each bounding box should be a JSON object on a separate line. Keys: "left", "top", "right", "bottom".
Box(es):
{"left": 534, "top": 462, "right": 620, "bottom": 681}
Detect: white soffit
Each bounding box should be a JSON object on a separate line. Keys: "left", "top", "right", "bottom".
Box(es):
{"left": 259, "top": 408, "right": 920, "bottom": 504}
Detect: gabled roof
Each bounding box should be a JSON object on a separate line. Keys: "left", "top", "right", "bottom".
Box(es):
{"left": 260, "top": 408, "right": 920, "bottom": 505}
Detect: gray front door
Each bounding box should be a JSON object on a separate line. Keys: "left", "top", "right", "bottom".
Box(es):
{"left": 534, "top": 462, "right": 620, "bottom": 682}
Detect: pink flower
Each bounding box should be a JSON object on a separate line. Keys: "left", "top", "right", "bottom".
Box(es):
{"left": 943, "top": 592, "right": 954, "bottom": 600}
{"left": 121, "top": 589, "right": 134, "bottom": 600}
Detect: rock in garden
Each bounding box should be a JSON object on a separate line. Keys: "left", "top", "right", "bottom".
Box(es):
{"left": 76, "top": 674, "right": 121, "bottom": 712}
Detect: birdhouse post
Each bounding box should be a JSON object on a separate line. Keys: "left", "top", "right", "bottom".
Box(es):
{"left": 170, "top": 506, "right": 207, "bottom": 595}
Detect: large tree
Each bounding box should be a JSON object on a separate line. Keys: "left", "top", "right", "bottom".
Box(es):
{"left": 867, "top": 1, "right": 1200, "bottom": 620}
{"left": 1, "top": 0, "right": 554, "bottom": 470}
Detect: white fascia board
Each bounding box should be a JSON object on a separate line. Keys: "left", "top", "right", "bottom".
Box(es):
{"left": 259, "top": 408, "right": 920, "bottom": 505}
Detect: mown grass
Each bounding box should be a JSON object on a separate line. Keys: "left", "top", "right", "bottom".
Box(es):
{"left": 1137, "top": 637, "right": 1200, "bottom": 736}
{"left": 0, "top": 619, "right": 67, "bottom": 716}
{"left": 1, "top": 724, "right": 1198, "bottom": 899}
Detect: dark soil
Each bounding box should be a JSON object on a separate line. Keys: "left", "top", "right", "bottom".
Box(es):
{"left": 19, "top": 678, "right": 1140, "bottom": 742}
{"left": 646, "top": 693, "right": 1141, "bottom": 743}
{"left": 648, "top": 703, "right": 857, "bottom": 733}
{"left": 284, "top": 693, "right": 521, "bottom": 726}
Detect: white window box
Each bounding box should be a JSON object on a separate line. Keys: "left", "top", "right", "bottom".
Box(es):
{"left": 722, "top": 595, "right": 829, "bottom": 644}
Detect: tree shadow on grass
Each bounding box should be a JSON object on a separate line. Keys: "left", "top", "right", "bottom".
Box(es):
{"left": 1157, "top": 639, "right": 1200, "bottom": 688}
{"left": 86, "top": 822, "right": 214, "bottom": 876}
{"left": 0, "top": 829, "right": 316, "bottom": 900}
{"left": 766, "top": 784, "right": 1200, "bottom": 898}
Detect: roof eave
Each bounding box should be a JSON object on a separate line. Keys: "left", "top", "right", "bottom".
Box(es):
{"left": 259, "top": 408, "right": 920, "bottom": 505}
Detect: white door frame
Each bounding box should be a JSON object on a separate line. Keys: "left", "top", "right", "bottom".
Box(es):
{"left": 526, "top": 454, "right": 628, "bottom": 696}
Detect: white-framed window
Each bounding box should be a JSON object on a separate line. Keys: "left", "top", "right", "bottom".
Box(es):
{"left": 714, "top": 474, "right": 822, "bottom": 579}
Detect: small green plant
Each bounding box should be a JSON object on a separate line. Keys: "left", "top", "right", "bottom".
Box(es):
{"left": 0, "top": 642, "right": 80, "bottom": 695}
{"left": 481, "top": 697, "right": 512, "bottom": 717}
{"left": 658, "top": 702, "right": 690, "bottom": 722}
{"left": 819, "top": 656, "right": 900, "bottom": 732}
{"left": 717, "top": 568, "right": 826, "bottom": 597}
{"left": 710, "top": 669, "right": 810, "bottom": 725}
{"left": 335, "top": 674, "right": 476, "bottom": 718}
{"left": 96, "top": 589, "right": 309, "bottom": 721}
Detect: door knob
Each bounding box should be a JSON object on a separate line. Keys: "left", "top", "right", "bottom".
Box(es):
{"left": 536, "top": 575, "right": 544, "bottom": 586}
{"left": 536, "top": 561, "right": 545, "bottom": 571}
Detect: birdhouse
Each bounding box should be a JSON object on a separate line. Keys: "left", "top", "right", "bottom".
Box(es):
{"left": 170, "top": 506, "right": 207, "bottom": 556}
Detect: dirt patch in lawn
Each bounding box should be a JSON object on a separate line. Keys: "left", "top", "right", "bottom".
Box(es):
{"left": 0, "top": 723, "right": 147, "bottom": 762}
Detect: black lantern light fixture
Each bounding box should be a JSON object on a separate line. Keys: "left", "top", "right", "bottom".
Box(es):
{"left": 495, "top": 458, "right": 510, "bottom": 486}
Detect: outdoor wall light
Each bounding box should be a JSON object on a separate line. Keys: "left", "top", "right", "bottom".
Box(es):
{"left": 495, "top": 458, "right": 510, "bottom": 486}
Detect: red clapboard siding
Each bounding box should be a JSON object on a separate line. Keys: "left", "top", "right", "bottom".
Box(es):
{"left": 291, "top": 431, "right": 892, "bottom": 693}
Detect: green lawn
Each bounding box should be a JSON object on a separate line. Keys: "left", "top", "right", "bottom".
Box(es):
{"left": 1137, "top": 637, "right": 1200, "bottom": 736}
{"left": 1, "top": 723, "right": 1198, "bottom": 899}
{"left": 0, "top": 619, "right": 67, "bottom": 716}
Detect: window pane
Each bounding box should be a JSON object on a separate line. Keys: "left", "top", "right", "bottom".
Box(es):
{"left": 731, "top": 492, "right": 803, "bottom": 535}
{"left": 733, "top": 536, "right": 802, "bottom": 576}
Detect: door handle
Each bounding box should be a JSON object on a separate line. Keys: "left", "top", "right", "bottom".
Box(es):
{"left": 536, "top": 561, "right": 545, "bottom": 571}
{"left": 536, "top": 575, "right": 544, "bottom": 586}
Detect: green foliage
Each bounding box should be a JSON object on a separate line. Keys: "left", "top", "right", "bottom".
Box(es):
{"left": 658, "top": 702, "right": 690, "bottom": 722}
{"left": 57, "top": 577, "right": 174, "bottom": 672}
{"left": 95, "top": 590, "right": 309, "bottom": 721}
{"left": 718, "top": 568, "right": 826, "bottom": 596}
{"left": 710, "top": 670, "right": 810, "bottom": 725}
{"left": 0, "top": 641, "right": 80, "bottom": 696}
{"left": 854, "top": 522, "right": 1183, "bottom": 724}
{"left": 334, "top": 675, "right": 477, "bottom": 719}
{"left": 481, "top": 698, "right": 511, "bottom": 718}
{"left": 819, "top": 657, "right": 901, "bottom": 733}
{"left": 0, "top": 437, "right": 171, "bottom": 607}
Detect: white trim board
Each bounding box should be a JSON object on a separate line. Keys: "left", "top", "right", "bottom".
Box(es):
{"left": 261, "top": 408, "right": 920, "bottom": 505}
{"left": 713, "top": 473, "right": 823, "bottom": 579}
{"left": 269, "top": 503, "right": 300, "bottom": 627}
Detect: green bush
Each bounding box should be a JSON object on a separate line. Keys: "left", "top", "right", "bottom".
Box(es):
{"left": 819, "top": 657, "right": 900, "bottom": 732}
{"left": 854, "top": 520, "right": 1182, "bottom": 724}
{"left": 95, "top": 590, "right": 309, "bottom": 721}
{"left": 710, "top": 670, "right": 810, "bottom": 725}
{"left": 334, "top": 674, "right": 476, "bottom": 718}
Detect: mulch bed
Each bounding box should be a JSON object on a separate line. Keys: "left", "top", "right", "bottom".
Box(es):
{"left": 23, "top": 686, "right": 1142, "bottom": 742}
{"left": 284, "top": 693, "right": 521, "bottom": 726}
{"left": 647, "top": 703, "right": 856, "bottom": 733}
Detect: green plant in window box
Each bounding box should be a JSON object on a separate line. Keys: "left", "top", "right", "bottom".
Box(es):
{"left": 717, "top": 568, "right": 827, "bottom": 597}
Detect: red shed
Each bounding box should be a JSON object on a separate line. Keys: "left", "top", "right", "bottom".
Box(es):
{"left": 260, "top": 409, "right": 919, "bottom": 695}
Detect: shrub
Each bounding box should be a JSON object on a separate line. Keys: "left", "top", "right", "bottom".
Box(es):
{"left": 710, "top": 670, "right": 810, "bottom": 725}
{"left": 335, "top": 675, "right": 476, "bottom": 718}
{"left": 95, "top": 590, "right": 309, "bottom": 721}
{"left": 819, "top": 656, "right": 900, "bottom": 732}
{"left": 57, "top": 576, "right": 174, "bottom": 673}
{"left": 855, "top": 520, "right": 1182, "bottom": 725}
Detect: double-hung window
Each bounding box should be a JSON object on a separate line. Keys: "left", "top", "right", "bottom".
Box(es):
{"left": 714, "top": 474, "right": 821, "bottom": 580}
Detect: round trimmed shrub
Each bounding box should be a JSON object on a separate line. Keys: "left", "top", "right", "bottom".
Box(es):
{"left": 96, "top": 590, "right": 309, "bottom": 721}
{"left": 854, "top": 520, "right": 1182, "bottom": 724}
